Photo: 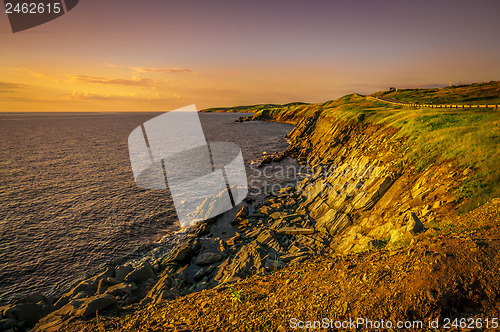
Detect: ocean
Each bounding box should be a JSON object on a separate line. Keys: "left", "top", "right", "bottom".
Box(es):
{"left": 0, "top": 111, "right": 294, "bottom": 304}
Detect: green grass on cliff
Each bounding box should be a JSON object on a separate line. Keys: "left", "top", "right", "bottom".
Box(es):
{"left": 372, "top": 81, "right": 500, "bottom": 105}
{"left": 225, "top": 85, "right": 500, "bottom": 210}
{"left": 330, "top": 95, "right": 500, "bottom": 209}
{"left": 376, "top": 104, "right": 500, "bottom": 209}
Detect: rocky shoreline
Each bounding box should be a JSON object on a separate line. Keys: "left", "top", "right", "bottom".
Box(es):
{"left": 7, "top": 182, "right": 334, "bottom": 331}
{"left": 0, "top": 116, "right": 304, "bottom": 332}
{"left": 0, "top": 100, "right": 470, "bottom": 331}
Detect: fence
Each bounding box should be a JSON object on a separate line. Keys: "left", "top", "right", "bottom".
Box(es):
{"left": 369, "top": 96, "right": 499, "bottom": 109}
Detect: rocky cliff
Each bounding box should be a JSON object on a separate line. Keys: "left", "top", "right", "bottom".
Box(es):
{"left": 9, "top": 90, "right": 499, "bottom": 332}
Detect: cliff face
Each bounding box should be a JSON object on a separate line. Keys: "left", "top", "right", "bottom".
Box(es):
{"left": 263, "top": 101, "right": 464, "bottom": 254}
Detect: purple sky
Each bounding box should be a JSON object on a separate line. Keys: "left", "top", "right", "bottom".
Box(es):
{"left": 1, "top": 0, "right": 499, "bottom": 111}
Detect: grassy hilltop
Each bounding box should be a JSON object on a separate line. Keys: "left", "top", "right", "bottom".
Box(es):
{"left": 202, "top": 102, "right": 309, "bottom": 114}
{"left": 32, "top": 82, "right": 500, "bottom": 332}
{"left": 372, "top": 81, "right": 500, "bottom": 105}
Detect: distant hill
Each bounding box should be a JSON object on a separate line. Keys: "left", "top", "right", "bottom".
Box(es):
{"left": 201, "top": 102, "right": 308, "bottom": 113}
{"left": 373, "top": 81, "right": 500, "bottom": 105}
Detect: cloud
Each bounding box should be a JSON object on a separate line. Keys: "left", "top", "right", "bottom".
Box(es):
{"left": 59, "top": 90, "right": 180, "bottom": 102}
{"left": 132, "top": 67, "right": 195, "bottom": 74}
{"left": 6, "top": 68, "right": 59, "bottom": 81}
{"left": 105, "top": 64, "right": 195, "bottom": 74}
{"left": 0, "top": 81, "right": 28, "bottom": 90}
{"left": 69, "top": 75, "right": 157, "bottom": 87}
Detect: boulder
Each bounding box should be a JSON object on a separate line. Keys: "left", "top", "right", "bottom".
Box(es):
{"left": 74, "top": 294, "right": 117, "bottom": 317}
{"left": 96, "top": 279, "right": 109, "bottom": 295}
{"left": 276, "top": 227, "right": 315, "bottom": 235}
{"left": 115, "top": 264, "right": 134, "bottom": 282}
{"left": 226, "top": 233, "right": 242, "bottom": 246}
{"left": 175, "top": 264, "right": 189, "bottom": 282}
{"left": 315, "top": 209, "right": 352, "bottom": 236}
{"left": 271, "top": 218, "right": 288, "bottom": 230}
{"left": 219, "top": 240, "right": 228, "bottom": 256}
{"left": 280, "top": 252, "right": 310, "bottom": 262}
{"left": 214, "top": 242, "right": 266, "bottom": 283}
{"left": 389, "top": 229, "right": 406, "bottom": 246}
{"left": 193, "top": 252, "right": 223, "bottom": 267}
{"left": 139, "top": 297, "right": 154, "bottom": 306}
{"left": 406, "top": 212, "right": 425, "bottom": 235}
{"left": 124, "top": 262, "right": 156, "bottom": 284}
{"left": 256, "top": 230, "right": 283, "bottom": 252}
{"left": 257, "top": 155, "right": 273, "bottom": 167}
{"left": 289, "top": 255, "right": 310, "bottom": 264}
{"left": 33, "top": 294, "right": 116, "bottom": 331}
{"left": 15, "top": 292, "right": 50, "bottom": 306}
{"left": 54, "top": 278, "right": 98, "bottom": 309}
{"left": 106, "top": 277, "right": 120, "bottom": 285}
{"left": 95, "top": 267, "right": 116, "bottom": 281}
{"left": 245, "top": 229, "right": 261, "bottom": 238}
{"left": 231, "top": 206, "right": 249, "bottom": 225}
{"left": 0, "top": 318, "right": 17, "bottom": 331}
{"left": 282, "top": 213, "right": 301, "bottom": 220}
{"left": 269, "top": 211, "right": 287, "bottom": 220}
{"left": 190, "top": 221, "right": 211, "bottom": 237}
{"left": 193, "top": 282, "right": 210, "bottom": 292}
{"left": 257, "top": 205, "right": 274, "bottom": 215}
{"left": 163, "top": 238, "right": 201, "bottom": 265}
{"left": 2, "top": 292, "right": 54, "bottom": 329}
{"left": 351, "top": 236, "right": 379, "bottom": 252}
{"left": 146, "top": 273, "right": 174, "bottom": 304}
{"left": 3, "top": 302, "right": 50, "bottom": 327}
{"left": 256, "top": 230, "right": 275, "bottom": 246}
{"left": 270, "top": 202, "right": 284, "bottom": 211}
{"left": 238, "top": 218, "right": 252, "bottom": 229}
{"left": 105, "top": 283, "right": 137, "bottom": 296}
{"left": 193, "top": 266, "right": 216, "bottom": 282}
{"left": 276, "top": 150, "right": 291, "bottom": 162}
{"left": 432, "top": 200, "right": 442, "bottom": 209}
{"left": 72, "top": 291, "right": 88, "bottom": 300}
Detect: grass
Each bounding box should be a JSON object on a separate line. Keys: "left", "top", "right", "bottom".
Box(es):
{"left": 426, "top": 219, "right": 467, "bottom": 236}
{"left": 380, "top": 108, "right": 500, "bottom": 211}
{"left": 337, "top": 95, "right": 499, "bottom": 210}
{"left": 200, "top": 83, "right": 499, "bottom": 211}
{"left": 232, "top": 86, "right": 499, "bottom": 211}
{"left": 426, "top": 213, "right": 492, "bottom": 236}
{"left": 372, "top": 81, "right": 500, "bottom": 105}
{"left": 228, "top": 285, "right": 243, "bottom": 305}
{"left": 374, "top": 237, "right": 391, "bottom": 249}
{"left": 391, "top": 234, "right": 408, "bottom": 249}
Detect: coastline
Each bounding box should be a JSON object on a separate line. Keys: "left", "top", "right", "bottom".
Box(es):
{"left": 4, "top": 90, "right": 500, "bottom": 331}
{"left": 43, "top": 95, "right": 500, "bottom": 331}
{"left": 0, "top": 114, "right": 300, "bottom": 331}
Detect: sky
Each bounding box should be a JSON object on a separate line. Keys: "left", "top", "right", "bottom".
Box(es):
{"left": 1, "top": 0, "right": 499, "bottom": 112}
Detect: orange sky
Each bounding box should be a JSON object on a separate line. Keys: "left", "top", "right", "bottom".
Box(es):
{"left": 1, "top": 0, "right": 499, "bottom": 112}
